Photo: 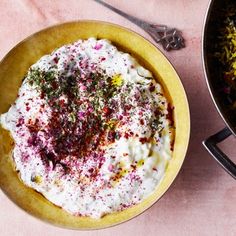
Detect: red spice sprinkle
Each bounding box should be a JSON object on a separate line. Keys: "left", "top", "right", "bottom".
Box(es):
{"left": 131, "top": 164, "right": 136, "bottom": 169}
{"left": 124, "top": 132, "right": 129, "bottom": 139}
{"left": 124, "top": 105, "right": 131, "bottom": 111}
{"left": 52, "top": 81, "right": 58, "bottom": 89}
{"left": 40, "top": 92, "right": 45, "bottom": 99}
{"left": 102, "top": 106, "right": 112, "bottom": 116}
{"left": 149, "top": 84, "right": 155, "bottom": 92}
{"left": 140, "top": 119, "right": 144, "bottom": 125}
{"left": 100, "top": 57, "right": 106, "bottom": 61}
{"left": 166, "top": 103, "right": 174, "bottom": 126}
{"left": 139, "top": 137, "right": 147, "bottom": 144}
{"left": 153, "top": 168, "right": 157, "bottom": 171}
{"left": 16, "top": 117, "right": 24, "bottom": 127}
{"left": 154, "top": 109, "right": 160, "bottom": 116}
{"left": 53, "top": 57, "right": 59, "bottom": 64}
{"left": 59, "top": 99, "right": 65, "bottom": 106}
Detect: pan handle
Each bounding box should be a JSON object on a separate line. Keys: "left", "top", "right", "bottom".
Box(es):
{"left": 203, "top": 127, "right": 236, "bottom": 179}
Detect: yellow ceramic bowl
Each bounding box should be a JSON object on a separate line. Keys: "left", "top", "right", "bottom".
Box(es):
{"left": 0, "top": 21, "right": 190, "bottom": 229}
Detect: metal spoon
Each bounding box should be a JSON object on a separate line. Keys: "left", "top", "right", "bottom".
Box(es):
{"left": 93, "top": 0, "right": 185, "bottom": 51}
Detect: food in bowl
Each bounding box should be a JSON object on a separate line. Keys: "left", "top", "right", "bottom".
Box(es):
{"left": 0, "top": 38, "right": 174, "bottom": 218}
{"left": 214, "top": 5, "right": 236, "bottom": 109}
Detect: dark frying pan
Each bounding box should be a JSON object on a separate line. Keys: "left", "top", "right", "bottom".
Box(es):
{"left": 202, "top": 0, "right": 236, "bottom": 179}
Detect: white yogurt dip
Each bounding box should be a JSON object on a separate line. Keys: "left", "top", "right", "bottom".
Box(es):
{"left": 0, "top": 38, "right": 174, "bottom": 218}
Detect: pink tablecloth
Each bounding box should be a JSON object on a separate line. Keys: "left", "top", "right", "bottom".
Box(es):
{"left": 0, "top": 0, "right": 235, "bottom": 235}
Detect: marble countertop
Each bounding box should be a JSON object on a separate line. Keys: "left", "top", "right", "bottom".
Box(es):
{"left": 0, "top": 0, "right": 235, "bottom": 235}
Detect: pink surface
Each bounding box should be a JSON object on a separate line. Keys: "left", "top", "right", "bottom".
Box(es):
{"left": 0, "top": 0, "right": 235, "bottom": 235}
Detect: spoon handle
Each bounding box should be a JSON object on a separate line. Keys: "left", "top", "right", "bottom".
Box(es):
{"left": 94, "top": 0, "right": 149, "bottom": 28}
{"left": 94, "top": 0, "right": 185, "bottom": 51}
